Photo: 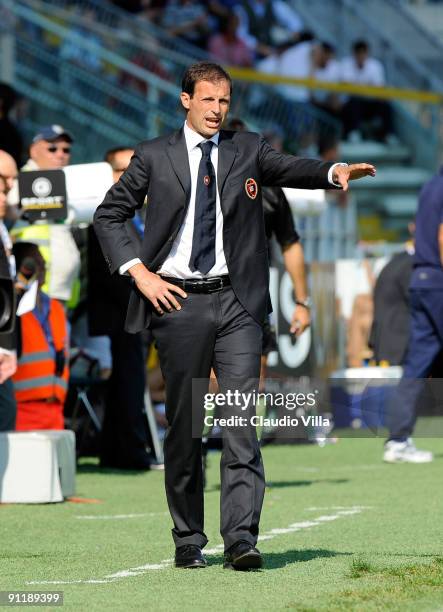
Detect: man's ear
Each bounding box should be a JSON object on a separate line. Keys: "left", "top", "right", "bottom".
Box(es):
{"left": 180, "top": 92, "right": 190, "bottom": 110}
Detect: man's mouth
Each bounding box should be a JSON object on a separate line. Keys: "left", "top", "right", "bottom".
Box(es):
{"left": 205, "top": 118, "right": 221, "bottom": 128}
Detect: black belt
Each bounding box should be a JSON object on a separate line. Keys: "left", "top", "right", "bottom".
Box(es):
{"left": 161, "top": 275, "right": 231, "bottom": 294}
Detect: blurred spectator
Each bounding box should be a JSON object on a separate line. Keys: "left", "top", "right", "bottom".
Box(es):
{"left": 208, "top": 12, "right": 254, "bottom": 67}
{"left": 161, "top": 0, "right": 210, "bottom": 49}
{"left": 12, "top": 125, "right": 81, "bottom": 303}
{"left": 341, "top": 40, "right": 394, "bottom": 142}
{"left": 88, "top": 146, "right": 160, "bottom": 470}
{"left": 59, "top": 8, "right": 103, "bottom": 73}
{"left": 0, "top": 83, "right": 24, "bottom": 166}
{"left": 12, "top": 242, "right": 69, "bottom": 431}
{"left": 119, "top": 46, "right": 171, "bottom": 97}
{"left": 0, "top": 149, "right": 18, "bottom": 194}
{"left": 136, "top": 0, "right": 168, "bottom": 24}
{"left": 346, "top": 257, "right": 387, "bottom": 367}
{"left": 310, "top": 42, "right": 343, "bottom": 121}
{"left": 111, "top": 0, "right": 144, "bottom": 12}
{"left": 0, "top": 175, "right": 15, "bottom": 279}
{"left": 235, "top": 0, "right": 304, "bottom": 58}
{"left": 369, "top": 246, "right": 414, "bottom": 365}
{"left": 22, "top": 125, "right": 72, "bottom": 172}
{"left": 259, "top": 33, "right": 315, "bottom": 103}
{"left": 257, "top": 33, "right": 318, "bottom": 150}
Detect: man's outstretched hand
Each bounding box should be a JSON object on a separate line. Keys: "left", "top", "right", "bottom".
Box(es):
{"left": 333, "top": 163, "right": 376, "bottom": 191}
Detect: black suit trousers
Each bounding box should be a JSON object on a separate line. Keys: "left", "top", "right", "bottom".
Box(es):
{"left": 150, "top": 286, "right": 265, "bottom": 550}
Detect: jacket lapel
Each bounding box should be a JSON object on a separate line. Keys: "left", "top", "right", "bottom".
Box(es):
{"left": 166, "top": 129, "right": 191, "bottom": 206}
{"left": 217, "top": 131, "right": 237, "bottom": 196}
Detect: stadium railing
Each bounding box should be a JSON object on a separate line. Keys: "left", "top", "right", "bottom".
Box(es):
{"left": 288, "top": 0, "right": 443, "bottom": 168}
{"left": 12, "top": 0, "right": 340, "bottom": 154}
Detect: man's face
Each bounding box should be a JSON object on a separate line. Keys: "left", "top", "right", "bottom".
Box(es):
{"left": 110, "top": 149, "right": 134, "bottom": 183}
{"left": 181, "top": 79, "right": 231, "bottom": 139}
{"left": 0, "top": 150, "right": 18, "bottom": 192}
{"left": 355, "top": 49, "right": 368, "bottom": 67}
{"left": 29, "top": 137, "right": 72, "bottom": 169}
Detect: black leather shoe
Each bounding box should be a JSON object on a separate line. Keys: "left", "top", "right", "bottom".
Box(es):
{"left": 224, "top": 541, "right": 263, "bottom": 570}
{"left": 175, "top": 545, "right": 207, "bottom": 569}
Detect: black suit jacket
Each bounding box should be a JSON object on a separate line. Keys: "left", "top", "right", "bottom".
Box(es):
{"left": 94, "top": 129, "right": 333, "bottom": 333}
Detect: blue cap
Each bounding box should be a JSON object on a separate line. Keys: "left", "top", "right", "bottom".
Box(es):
{"left": 32, "top": 124, "right": 73, "bottom": 144}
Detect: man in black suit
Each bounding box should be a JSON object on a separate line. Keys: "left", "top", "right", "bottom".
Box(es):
{"left": 94, "top": 62, "right": 375, "bottom": 570}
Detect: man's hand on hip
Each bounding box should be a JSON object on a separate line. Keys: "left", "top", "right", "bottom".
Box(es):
{"left": 333, "top": 163, "right": 376, "bottom": 191}
{"left": 128, "top": 263, "right": 187, "bottom": 314}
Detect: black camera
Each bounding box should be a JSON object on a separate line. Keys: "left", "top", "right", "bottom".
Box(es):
{"left": 0, "top": 274, "right": 15, "bottom": 336}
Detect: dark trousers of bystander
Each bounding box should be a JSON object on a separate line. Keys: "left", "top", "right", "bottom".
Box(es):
{"left": 387, "top": 289, "right": 443, "bottom": 441}
{"left": 342, "top": 96, "right": 393, "bottom": 140}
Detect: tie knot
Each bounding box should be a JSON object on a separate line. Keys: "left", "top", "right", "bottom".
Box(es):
{"left": 199, "top": 141, "right": 214, "bottom": 158}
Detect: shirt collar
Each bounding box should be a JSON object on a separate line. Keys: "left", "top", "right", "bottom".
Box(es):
{"left": 183, "top": 121, "right": 219, "bottom": 153}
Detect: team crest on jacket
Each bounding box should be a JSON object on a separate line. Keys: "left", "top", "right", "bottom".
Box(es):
{"left": 245, "top": 177, "right": 258, "bottom": 199}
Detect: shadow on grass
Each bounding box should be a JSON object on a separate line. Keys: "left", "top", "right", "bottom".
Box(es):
{"left": 207, "top": 549, "right": 351, "bottom": 570}
{"left": 0, "top": 553, "right": 46, "bottom": 559}
{"left": 76, "top": 462, "right": 152, "bottom": 476}
{"left": 266, "top": 478, "right": 349, "bottom": 488}
{"left": 206, "top": 478, "right": 349, "bottom": 493}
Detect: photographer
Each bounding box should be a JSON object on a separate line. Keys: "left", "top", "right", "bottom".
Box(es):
{"left": 12, "top": 242, "right": 69, "bottom": 431}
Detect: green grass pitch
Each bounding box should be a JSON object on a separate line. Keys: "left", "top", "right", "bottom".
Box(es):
{"left": 1, "top": 433, "right": 442, "bottom": 611}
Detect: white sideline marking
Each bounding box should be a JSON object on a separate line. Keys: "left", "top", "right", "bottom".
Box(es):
{"left": 75, "top": 513, "right": 168, "bottom": 520}
{"left": 27, "top": 506, "right": 367, "bottom": 585}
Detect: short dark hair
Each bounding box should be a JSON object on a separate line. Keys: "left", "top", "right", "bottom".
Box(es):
{"left": 353, "top": 39, "right": 369, "bottom": 54}
{"left": 12, "top": 241, "right": 41, "bottom": 271}
{"left": 181, "top": 62, "right": 232, "bottom": 97}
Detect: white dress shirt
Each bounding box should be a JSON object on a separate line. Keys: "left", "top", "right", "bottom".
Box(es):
{"left": 341, "top": 56, "right": 386, "bottom": 87}
{"left": 157, "top": 123, "right": 228, "bottom": 279}
{"left": 312, "top": 58, "right": 342, "bottom": 103}
{"left": 120, "top": 122, "right": 345, "bottom": 277}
